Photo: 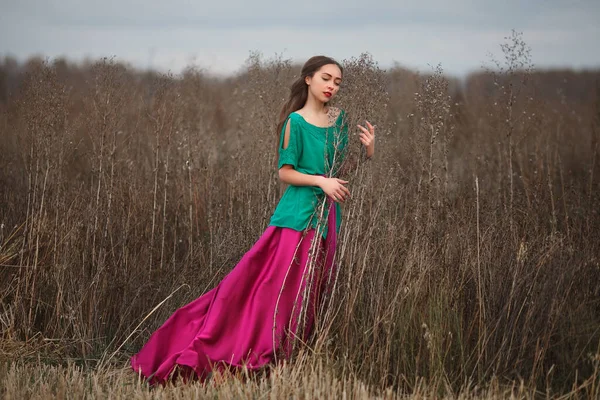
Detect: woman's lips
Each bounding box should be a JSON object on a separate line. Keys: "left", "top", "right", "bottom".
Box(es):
{"left": 324, "top": 92, "right": 332, "bottom": 98}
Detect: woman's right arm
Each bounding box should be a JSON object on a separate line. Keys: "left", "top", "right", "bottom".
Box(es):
{"left": 278, "top": 116, "right": 350, "bottom": 202}
{"left": 279, "top": 166, "right": 351, "bottom": 203}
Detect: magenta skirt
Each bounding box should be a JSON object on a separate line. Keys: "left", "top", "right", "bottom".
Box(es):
{"left": 131, "top": 205, "right": 337, "bottom": 384}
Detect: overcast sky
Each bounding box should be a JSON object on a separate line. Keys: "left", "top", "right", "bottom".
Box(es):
{"left": 1, "top": 0, "right": 599, "bottom": 78}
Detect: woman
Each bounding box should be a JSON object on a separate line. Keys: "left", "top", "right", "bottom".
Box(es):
{"left": 131, "top": 55, "right": 375, "bottom": 384}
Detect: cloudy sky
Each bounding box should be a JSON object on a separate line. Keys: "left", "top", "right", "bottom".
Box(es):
{"left": 1, "top": 0, "right": 599, "bottom": 77}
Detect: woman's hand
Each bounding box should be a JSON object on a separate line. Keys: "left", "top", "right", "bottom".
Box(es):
{"left": 318, "top": 177, "right": 351, "bottom": 203}
{"left": 357, "top": 120, "right": 375, "bottom": 158}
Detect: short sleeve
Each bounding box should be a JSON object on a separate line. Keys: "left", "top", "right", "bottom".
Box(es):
{"left": 278, "top": 116, "right": 302, "bottom": 169}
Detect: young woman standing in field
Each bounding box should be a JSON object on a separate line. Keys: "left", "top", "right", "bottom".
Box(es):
{"left": 131, "top": 55, "right": 375, "bottom": 384}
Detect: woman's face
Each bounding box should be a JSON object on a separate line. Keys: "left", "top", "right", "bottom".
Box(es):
{"left": 306, "top": 64, "right": 343, "bottom": 104}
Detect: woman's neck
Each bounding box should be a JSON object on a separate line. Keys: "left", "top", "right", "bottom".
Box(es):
{"left": 302, "top": 95, "right": 328, "bottom": 116}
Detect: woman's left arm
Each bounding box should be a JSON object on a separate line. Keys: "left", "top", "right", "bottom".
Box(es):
{"left": 337, "top": 119, "right": 375, "bottom": 177}
{"left": 357, "top": 120, "right": 375, "bottom": 159}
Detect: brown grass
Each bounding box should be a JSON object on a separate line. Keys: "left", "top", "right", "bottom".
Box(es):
{"left": 1, "top": 32, "right": 599, "bottom": 398}
{"left": 6, "top": 350, "right": 587, "bottom": 400}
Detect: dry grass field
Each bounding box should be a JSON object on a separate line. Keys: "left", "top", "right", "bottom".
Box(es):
{"left": 1, "top": 33, "right": 599, "bottom": 398}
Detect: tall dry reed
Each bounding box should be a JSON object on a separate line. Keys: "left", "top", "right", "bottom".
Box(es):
{"left": 0, "top": 34, "right": 599, "bottom": 397}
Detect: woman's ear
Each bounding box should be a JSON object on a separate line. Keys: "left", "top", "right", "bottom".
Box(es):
{"left": 305, "top": 76, "right": 311, "bottom": 86}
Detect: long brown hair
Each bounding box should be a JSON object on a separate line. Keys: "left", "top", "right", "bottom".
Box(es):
{"left": 275, "top": 56, "right": 343, "bottom": 144}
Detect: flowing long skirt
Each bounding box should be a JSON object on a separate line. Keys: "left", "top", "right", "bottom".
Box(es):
{"left": 130, "top": 205, "right": 337, "bottom": 385}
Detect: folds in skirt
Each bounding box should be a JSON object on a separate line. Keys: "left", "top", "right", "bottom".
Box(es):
{"left": 130, "top": 207, "right": 337, "bottom": 385}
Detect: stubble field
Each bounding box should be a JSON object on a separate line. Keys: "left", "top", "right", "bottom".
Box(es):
{"left": 1, "top": 34, "right": 599, "bottom": 398}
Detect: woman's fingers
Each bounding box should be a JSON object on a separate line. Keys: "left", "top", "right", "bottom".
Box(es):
{"left": 329, "top": 191, "right": 346, "bottom": 203}
{"left": 366, "top": 120, "right": 375, "bottom": 134}
{"left": 325, "top": 178, "right": 351, "bottom": 202}
{"left": 335, "top": 180, "right": 351, "bottom": 197}
{"left": 359, "top": 129, "right": 373, "bottom": 146}
{"left": 358, "top": 123, "right": 374, "bottom": 137}
{"left": 337, "top": 180, "right": 351, "bottom": 198}
{"left": 336, "top": 186, "right": 351, "bottom": 200}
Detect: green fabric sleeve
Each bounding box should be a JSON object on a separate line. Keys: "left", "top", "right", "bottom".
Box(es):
{"left": 277, "top": 116, "right": 301, "bottom": 169}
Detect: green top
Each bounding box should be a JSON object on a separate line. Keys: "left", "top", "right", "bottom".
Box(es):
{"left": 269, "top": 109, "right": 349, "bottom": 238}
